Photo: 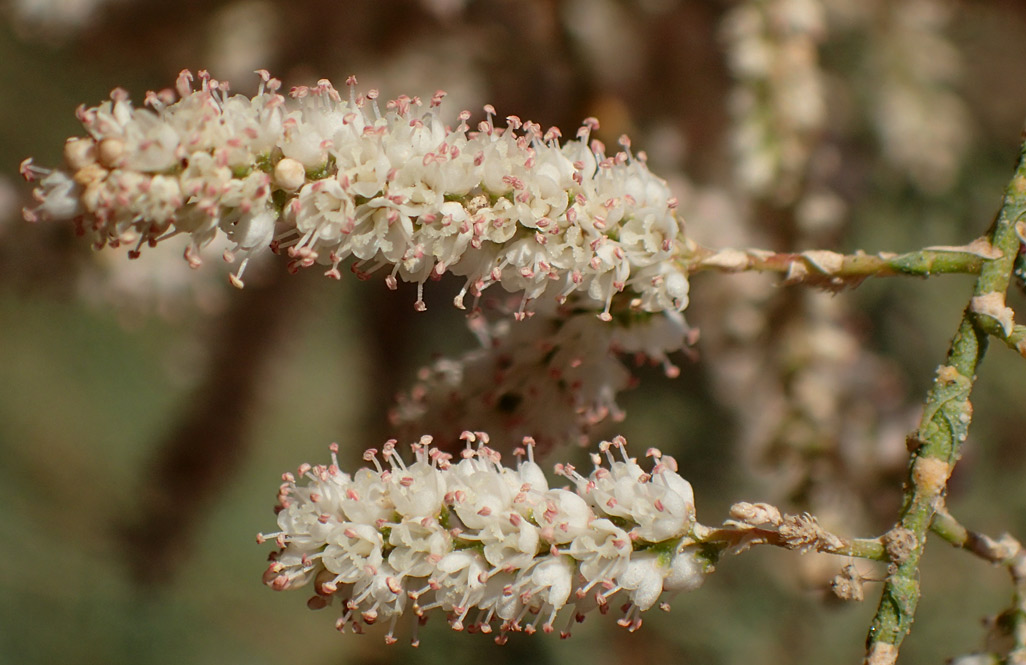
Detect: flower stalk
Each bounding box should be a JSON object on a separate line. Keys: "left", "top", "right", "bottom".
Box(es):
{"left": 694, "top": 502, "right": 888, "bottom": 562}
{"left": 684, "top": 241, "right": 992, "bottom": 286}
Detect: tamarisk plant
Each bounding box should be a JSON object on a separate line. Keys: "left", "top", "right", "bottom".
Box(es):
{"left": 19, "top": 70, "right": 1026, "bottom": 664}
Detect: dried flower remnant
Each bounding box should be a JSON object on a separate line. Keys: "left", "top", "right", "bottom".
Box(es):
{"left": 21, "top": 70, "right": 690, "bottom": 318}
{"left": 722, "top": 501, "right": 852, "bottom": 556}
{"left": 830, "top": 563, "right": 866, "bottom": 602}
{"left": 390, "top": 302, "right": 691, "bottom": 453}
{"left": 260, "top": 434, "right": 710, "bottom": 644}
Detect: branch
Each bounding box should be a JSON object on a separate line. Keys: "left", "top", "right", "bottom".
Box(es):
{"left": 862, "top": 141, "right": 1026, "bottom": 665}
{"left": 968, "top": 293, "right": 1026, "bottom": 359}
{"left": 693, "top": 502, "right": 888, "bottom": 562}
{"left": 685, "top": 240, "right": 994, "bottom": 288}
{"left": 931, "top": 507, "right": 1026, "bottom": 662}
{"left": 119, "top": 268, "right": 308, "bottom": 584}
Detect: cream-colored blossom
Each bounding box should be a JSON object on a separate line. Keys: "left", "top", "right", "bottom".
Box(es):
{"left": 261, "top": 433, "right": 709, "bottom": 643}
{"left": 23, "top": 70, "right": 690, "bottom": 316}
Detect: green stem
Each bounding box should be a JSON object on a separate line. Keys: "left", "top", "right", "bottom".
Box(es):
{"left": 973, "top": 319, "right": 1026, "bottom": 359}
{"left": 928, "top": 508, "right": 970, "bottom": 548}
{"left": 862, "top": 143, "right": 1026, "bottom": 665}
{"left": 684, "top": 243, "right": 989, "bottom": 285}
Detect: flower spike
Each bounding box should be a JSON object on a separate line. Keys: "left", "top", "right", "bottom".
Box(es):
{"left": 261, "top": 434, "right": 711, "bottom": 644}
{"left": 23, "top": 71, "right": 690, "bottom": 315}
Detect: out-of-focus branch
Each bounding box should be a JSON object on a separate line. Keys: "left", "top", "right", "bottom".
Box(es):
{"left": 120, "top": 266, "right": 310, "bottom": 585}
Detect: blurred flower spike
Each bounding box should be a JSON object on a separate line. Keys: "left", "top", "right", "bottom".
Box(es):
{"left": 259, "top": 433, "right": 711, "bottom": 645}
{"left": 21, "top": 70, "right": 691, "bottom": 319}
{"left": 392, "top": 304, "right": 693, "bottom": 454}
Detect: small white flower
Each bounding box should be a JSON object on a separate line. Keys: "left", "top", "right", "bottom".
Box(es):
{"left": 387, "top": 518, "right": 451, "bottom": 578}
{"left": 478, "top": 519, "right": 541, "bottom": 570}
{"left": 505, "top": 554, "right": 576, "bottom": 634}
{"left": 613, "top": 551, "right": 667, "bottom": 630}
{"left": 340, "top": 467, "right": 393, "bottom": 525}
{"left": 20, "top": 166, "right": 81, "bottom": 222}
{"left": 568, "top": 517, "right": 631, "bottom": 585}
{"left": 342, "top": 562, "right": 409, "bottom": 642}
{"left": 535, "top": 488, "right": 592, "bottom": 544}
{"left": 321, "top": 523, "right": 385, "bottom": 585}
{"left": 421, "top": 549, "right": 491, "bottom": 630}
{"left": 664, "top": 547, "right": 709, "bottom": 593}
{"left": 563, "top": 435, "right": 696, "bottom": 543}
{"left": 376, "top": 438, "right": 449, "bottom": 519}
{"left": 448, "top": 446, "right": 517, "bottom": 532}
{"left": 274, "top": 499, "right": 341, "bottom": 550}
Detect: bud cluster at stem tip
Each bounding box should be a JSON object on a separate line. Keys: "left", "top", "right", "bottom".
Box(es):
{"left": 21, "top": 70, "right": 691, "bottom": 319}
{"left": 260, "top": 433, "right": 710, "bottom": 645}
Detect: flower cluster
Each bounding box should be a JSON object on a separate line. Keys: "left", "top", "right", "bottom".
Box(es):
{"left": 22, "top": 70, "right": 690, "bottom": 317}
{"left": 865, "top": 0, "right": 969, "bottom": 194}
{"left": 260, "top": 433, "right": 710, "bottom": 644}
{"left": 391, "top": 303, "right": 691, "bottom": 453}
{"left": 722, "top": 0, "right": 826, "bottom": 204}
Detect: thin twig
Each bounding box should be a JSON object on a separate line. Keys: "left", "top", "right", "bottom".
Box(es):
{"left": 931, "top": 506, "right": 1026, "bottom": 662}
{"left": 695, "top": 523, "right": 887, "bottom": 562}
{"left": 685, "top": 241, "right": 991, "bottom": 288}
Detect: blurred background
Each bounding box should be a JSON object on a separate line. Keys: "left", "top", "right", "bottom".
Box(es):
{"left": 2, "top": 0, "right": 1026, "bottom": 663}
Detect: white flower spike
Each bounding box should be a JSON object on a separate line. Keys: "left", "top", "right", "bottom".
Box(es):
{"left": 260, "top": 434, "right": 711, "bottom": 644}
{"left": 22, "top": 70, "right": 690, "bottom": 317}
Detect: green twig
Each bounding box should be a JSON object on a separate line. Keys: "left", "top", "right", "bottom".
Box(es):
{"left": 862, "top": 142, "right": 1026, "bottom": 665}
{"left": 930, "top": 507, "right": 1026, "bottom": 663}
{"left": 684, "top": 242, "right": 991, "bottom": 288}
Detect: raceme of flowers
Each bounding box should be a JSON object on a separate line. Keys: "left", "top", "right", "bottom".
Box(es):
{"left": 21, "top": 69, "right": 690, "bottom": 318}
{"left": 260, "top": 433, "right": 710, "bottom": 645}
{"left": 391, "top": 303, "right": 691, "bottom": 453}
{"left": 722, "top": 0, "right": 826, "bottom": 204}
